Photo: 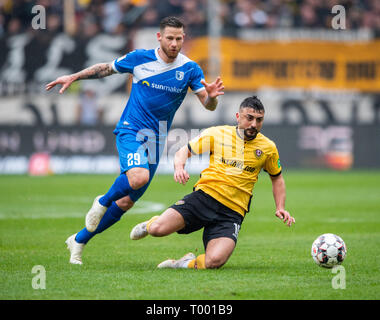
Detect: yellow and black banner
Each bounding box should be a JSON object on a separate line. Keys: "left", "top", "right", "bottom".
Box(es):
{"left": 187, "top": 38, "right": 380, "bottom": 92}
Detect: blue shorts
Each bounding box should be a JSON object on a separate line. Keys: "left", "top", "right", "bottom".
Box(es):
{"left": 115, "top": 129, "right": 163, "bottom": 202}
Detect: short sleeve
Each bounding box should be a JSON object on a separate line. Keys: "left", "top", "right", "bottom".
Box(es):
{"left": 189, "top": 63, "right": 205, "bottom": 93}
{"left": 188, "top": 127, "right": 215, "bottom": 155}
{"left": 112, "top": 50, "right": 140, "bottom": 74}
{"left": 264, "top": 144, "right": 282, "bottom": 176}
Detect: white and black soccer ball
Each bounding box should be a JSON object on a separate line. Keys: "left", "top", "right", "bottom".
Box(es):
{"left": 311, "top": 233, "right": 347, "bottom": 268}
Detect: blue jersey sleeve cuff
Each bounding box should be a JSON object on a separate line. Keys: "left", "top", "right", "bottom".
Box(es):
{"left": 112, "top": 60, "right": 120, "bottom": 73}
{"left": 193, "top": 86, "right": 205, "bottom": 94}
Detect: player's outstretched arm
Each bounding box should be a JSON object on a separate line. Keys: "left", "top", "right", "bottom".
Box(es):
{"left": 45, "top": 62, "right": 115, "bottom": 94}
{"left": 270, "top": 173, "right": 295, "bottom": 227}
{"left": 196, "top": 76, "right": 225, "bottom": 111}
{"left": 173, "top": 145, "right": 192, "bottom": 185}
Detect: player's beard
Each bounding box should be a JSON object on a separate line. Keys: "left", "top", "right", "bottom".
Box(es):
{"left": 244, "top": 127, "right": 258, "bottom": 140}
{"left": 161, "top": 45, "right": 180, "bottom": 60}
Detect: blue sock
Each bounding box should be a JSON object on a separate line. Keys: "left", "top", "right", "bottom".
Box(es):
{"left": 99, "top": 174, "right": 133, "bottom": 207}
{"left": 95, "top": 201, "right": 125, "bottom": 233}
{"left": 75, "top": 227, "right": 93, "bottom": 244}
{"left": 75, "top": 202, "right": 126, "bottom": 244}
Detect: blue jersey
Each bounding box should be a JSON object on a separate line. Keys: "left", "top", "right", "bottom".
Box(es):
{"left": 112, "top": 48, "right": 205, "bottom": 137}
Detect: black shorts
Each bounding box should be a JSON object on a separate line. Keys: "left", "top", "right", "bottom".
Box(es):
{"left": 170, "top": 189, "right": 244, "bottom": 250}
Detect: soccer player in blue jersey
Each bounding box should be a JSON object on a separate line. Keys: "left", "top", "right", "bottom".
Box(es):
{"left": 46, "top": 16, "right": 225, "bottom": 265}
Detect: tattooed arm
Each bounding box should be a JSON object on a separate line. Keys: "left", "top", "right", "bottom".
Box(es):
{"left": 45, "top": 62, "right": 115, "bottom": 94}
{"left": 74, "top": 63, "right": 115, "bottom": 80}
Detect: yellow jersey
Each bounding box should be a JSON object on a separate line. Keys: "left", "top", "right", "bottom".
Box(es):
{"left": 188, "top": 125, "right": 282, "bottom": 217}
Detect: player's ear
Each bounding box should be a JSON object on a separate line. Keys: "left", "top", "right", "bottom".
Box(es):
{"left": 157, "top": 31, "right": 162, "bottom": 42}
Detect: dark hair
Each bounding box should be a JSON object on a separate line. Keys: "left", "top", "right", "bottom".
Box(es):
{"left": 239, "top": 96, "right": 265, "bottom": 112}
{"left": 160, "top": 16, "right": 185, "bottom": 31}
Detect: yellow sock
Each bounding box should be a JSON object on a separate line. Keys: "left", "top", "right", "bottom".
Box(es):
{"left": 146, "top": 215, "right": 159, "bottom": 233}
{"left": 187, "top": 254, "right": 206, "bottom": 269}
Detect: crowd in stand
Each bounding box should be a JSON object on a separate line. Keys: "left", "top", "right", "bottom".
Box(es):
{"left": 1, "top": 0, "right": 379, "bottom": 37}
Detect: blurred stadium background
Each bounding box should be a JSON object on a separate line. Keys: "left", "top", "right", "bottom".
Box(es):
{"left": 0, "top": 0, "right": 380, "bottom": 175}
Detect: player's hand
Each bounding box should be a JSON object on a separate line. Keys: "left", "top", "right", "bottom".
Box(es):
{"left": 45, "top": 75, "right": 76, "bottom": 94}
{"left": 275, "top": 209, "right": 295, "bottom": 227}
{"left": 174, "top": 167, "right": 190, "bottom": 185}
{"left": 201, "top": 76, "right": 225, "bottom": 99}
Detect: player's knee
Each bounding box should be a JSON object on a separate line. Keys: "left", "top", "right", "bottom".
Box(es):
{"left": 147, "top": 222, "right": 167, "bottom": 237}
{"left": 128, "top": 170, "right": 149, "bottom": 190}
{"left": 205, "top": 254, "right": 226, "bottom": 269}
{"left": 116, "top": 197, "right": 134, "bottom": 211}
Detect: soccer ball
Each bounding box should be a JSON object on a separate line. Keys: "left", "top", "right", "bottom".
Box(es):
{"left": 311, "top": 233, "right": 347, "bottom": 268}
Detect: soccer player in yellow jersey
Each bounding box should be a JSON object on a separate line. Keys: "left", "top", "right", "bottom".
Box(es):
{"left": 130, "top": 96, "right": 295, "bottom": 269}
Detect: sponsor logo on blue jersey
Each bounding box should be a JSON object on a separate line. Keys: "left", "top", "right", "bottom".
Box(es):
{"left": 151, "top": 82, "right": 183, "bottom": 93}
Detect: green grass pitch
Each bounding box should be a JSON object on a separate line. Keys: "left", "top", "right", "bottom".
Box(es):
{"left": 0, "top": 170, "right": 379, "bottom": 300}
